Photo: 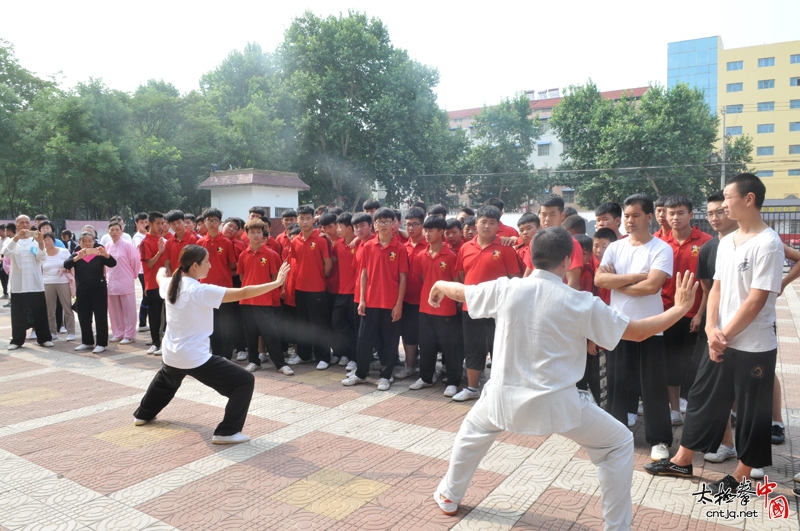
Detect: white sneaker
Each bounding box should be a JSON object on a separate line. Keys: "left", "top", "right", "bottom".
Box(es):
{"left": 153, "top": 348, "right": 162, "bottom": 356}
{"left": 671, "top": 410, "right": 683, "bottom": 426}
{"left": 377, "top": 378, "right": 392, "bottom": 391}
{"left": 279, "top": 365, "right": 294, "bottom": 376}
{"left": 394, "top": 366, "right": 415, "bottom": 380}
{"left": 245, "top": 363, "right": 261, "bottom": 373}
{"left": 236, "top": 351, "right": 248, "bottom": 361}
{"left": 74, "top": 344, "right": 91, "bottom": 351}
{"left": 287, "top": 354, "right": 304, "bottom": 365}
{"left": 134, "top": 417, "right": 152, "bottom": 426}
{"left": 146, "top": 339, "right": 153, "bottom": 346}
{"left": 452, "top": 388, "right": 480, "bottom": 402}
{"left": 59, "top": 326, "right": 67, "bottom": 334}
{"left": 29, "top": 331, "right": 37, "bottom": 339}
{"left": 316, "top": 360, "right": 330, "bottom": 370}
{"left": 259, "top": 352, "right": 268, "bottom": 363}
{"left": 750, "top": 468, "right": 765, "bottom": 480}
{"left": 211, "top": 432, "right": 250, "bottom": 445}
{"left": 146, "top": 345, "right": 157, "bottom": 355}
{"left": 444, "top": 385, "right": 458, "bottom": 398}
{"left": 92, "top": 346, "right": 105, "bottom": 354}
{"left": 41, "top": 341, "right": 54, "bottom": 347}
{"left": 66, "top": 334, "right": 75, "bottom": 341}
{"left": 51, "top": 334, "right": 59, "bottom": 341}
{"left": 651, "top": 443, "right": 669, "bottom": 461}
{"left": 342, "top": 374, "right": 366, "bottom": 386}
{"left": 330, "top": 356, "right": 340, "bottom": 365}
{"left": 338, "top": 356, "right": 350, "bottom": 367}
{"left": 433, "top": 491, "right": 458, "bottom": 516}
{"left": 138, "top": 325, "right": 150, "bottom": 332}
{"left": 7, "top": 344, "right": 20, "bottom": 350}
{"left": 109, "top": 337, "right": 122, "bottom": 342}
{"left": 679, "top": 398, "right": 687, "bottom": 414}
{"left": 345, "top": 360, "right": 357, "bottom": 371}
{"left": 627, "top": 413, "right": 637, "bottom": 427}
{"left": 409, "top": 378, "right": 432, "bottom": 390}
{"left": 703, "top": 444, "right": 737, "bottom": 463}
{"left": 120, "top": 338, "right": 133, "bottom": 345}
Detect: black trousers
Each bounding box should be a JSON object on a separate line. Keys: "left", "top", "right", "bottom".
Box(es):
{"left": 134, "top": 356, "right": 255, "bottom": 436}
{"left": 331, "top": 294, "right": 358, "bottom": 361}
{"left": 355, "top": 307, "right": 400, "bottom": 380}
{"left": 241, "top": 305, "right": 285, "bottom": 368}
{"left": 419, "top": 312, "right": 463, "bottom": 386}
{"left": 295, "top": 290, "right": 331, "bottom": 362}
{"left": 138, "top": 274, "right": 148, "bottom": 327}
{"left": 606, "top": 337, "right": 672, "bottom": 446}
{"left": 146, "top": 289, "right": 163, "bottom": 348}
{"left": 682, "top": 347, "right": 776, "bottom": 468}
{"left": 10, "top": 291, "right": 52, "bottom": 346}
{"left": 462, "top": 312, "right": 495, "bottom": 371}
{"left": 664, "top": 316, "right": 699, "bottom": 395}
{"left": 210, "top": 302, "right": 239, "bottom": 359}
{"left": 76, "top": 286, "right": 109, "bottom": 347}
{"left": 0, "top": 268, "right": 8, "bottom": 295}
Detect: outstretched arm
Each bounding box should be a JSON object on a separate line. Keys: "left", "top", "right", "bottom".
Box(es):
{"left": 222, "top": 262, "right": 290, "bottom": 303}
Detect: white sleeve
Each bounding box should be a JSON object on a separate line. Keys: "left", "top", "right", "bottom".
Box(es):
{"left": 1, "top": 239, "right": 17, "bottom": 255}
{"left": 464, "top": 277, "right": 506, "bottom": 320}
{"left": 750, "top": 241, "right": 784, "bottom": 294}
{"left": 585, "top": 297, "right": 630, "bottom": 350}
{"left": 600, "top": 241, "right": 616, "bottom": 268}
{"left": 199, "top": 284, "right": 227, "bottom": 309}
{"left": 651, "top": 242, "right": 673, "bottom": 277}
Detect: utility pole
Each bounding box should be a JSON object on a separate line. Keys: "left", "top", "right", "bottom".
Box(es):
{"left": 720, "top": 107, "right": 727, "bottom": 189}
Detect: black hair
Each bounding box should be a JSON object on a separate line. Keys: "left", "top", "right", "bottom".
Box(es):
{"left": 184, "top": 213, "right": 195, "bottom": 222}
{"left": 134, "top": 212, "right": 148, "bottom": 222}
{"left": 196, "top": 215, "right": 204, "bottom": 223}
{"left": 60, "top": 229, "right": 71, "bottom": 238}
{"left": 296, "top": 205, "right": 315, "bottom": 216}
{"left": 593, "top": 228, "right": 618, "bottom": 243}
{"left": 38, "top": 220, "right": 56, "bottom": 233}
{"left": 517, "top": 212, "right": 540, "bottom": 227}
{"left": 249, "top": 206, "right": 266, "bottom": 217}
{"left": 331, "top": 207, "right": 344, "bottom": 216}
{"left": 6, "top": 223, "right": 16, "bottom": 233}
{"left": 34, "top": 214, "right": 49, "bottom": 223}
{"left": 532, "top": 227, "right": 575, "bottom": 271}
{"left": 281, "top": 209, "right": 297, "bottom": 218}
{"left": 42, "top": 232, "right": 56, "bottom": 243}
{"left": 393, "top": 209, "right": 402, "bottom": 221}
{"left": 623, "top": 194, "right": 654, "bottom": 215}
{"left": 463, "top": 216, "right": 477, "bottom": 227}
{"left": 423, "top": 216, "right": 447, "bottom": 230}
{"left": 168, "top": 245, "right": 208, "bottom": 304}
{"left": 166, "top": 210, "right": 185, "bottom": 223}
{"left": 540, "top": 194, "right": 564, "bottom": 212}
{"left": 563, "top": 207, "right": 578, "bottom": 218}
{"left": 286, "top": 223, "right": 301, "bottom": 236}
{"left": 574, "top": 233, "right": 592, "bottom": 253}
{"left": 201, "top": 207, "right": 222, "bottom": 220}
{"left": 319, "top": 212, "right": 338, "bottom": 227}
{"left": 260, "top": 216, "right": 272, "bottom": 227}
{"left": 411, "top": 200, "right": 427, "bottom": 212}
{"left": 664, "top": 195, "right": 693, "bottom": 212}
{"left": 405, "top": 207, "right": 426, "bottom": 222}
{"left": 108, "top": 222, "right": 122, "bottom": 231}
{"left": 728, "top": 172, "right": 766, "bottom": 209}
{"left": 446, "top": 218, "right": 462, "bottom": 231}
{"left": 362, "top": 199, "right": 380, "bottom": 211}
{"left": 706, "top": 190, "right": 725, "bottom": 203}
{"left": 595, "top": 202, "right": 622, "bottom": 219}
{"left": 374, "top": 207, "right": 395, "bottom": 221}
{"left": 148, "top": 211, "right": 165, "bottom": 223}
{"left": 484, "top": 197, "right": 505, "bottom": 211}
{"left": 231, "top": 217, "right": 245, "bottom": 230}
{"left": 562, "top": 214, "right": 587, "bottom": 234}
{"left": 654, "top": 195, "right": 670, "bottom": 208}
{"left": 351, "top": 212, "right": 372, "bottom": 226}
{"left": 459, "top": 206, "right": 475, "bottom": 217}
{"left": 475, "top": 205, "right": 501, "bottom": 221}
{"left": 336, "top": 212, "right": 353, "bottom": 227}
{"left": 428, "top": 204, "right": 448, "bottom": 217}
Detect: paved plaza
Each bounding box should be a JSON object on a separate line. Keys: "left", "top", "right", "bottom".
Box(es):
{"left": 1, "top": 279, "right": 799, "bottom": 530}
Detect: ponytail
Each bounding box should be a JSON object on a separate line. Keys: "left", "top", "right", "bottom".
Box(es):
{"left": 167, "top": 244, "right": 208, "bottom": 305}
{"left": 168, "top": 269, "right": 183, "bottom": 304}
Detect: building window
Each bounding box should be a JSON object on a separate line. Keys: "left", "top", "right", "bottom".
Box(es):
{"left": 791, "top": 122, "right": 800, "bottom": 132}
{"left": 726, "top": 83, "right": 743, "bottom": 92}
{"left": 274, "top": 207, "right": 292, "bottom": 217}
{"left": 791, "top": 54, "right": 800, "bottom": 64}
{"left": 789, "top": 169, "right": 800, "bottom": 176}
{"left": 758, "top": 79, "right": 775, "bottom": 89}
{"left": 756, "top": 146, "right": 774, "bottom": 156}
{"left": 726, "top": 104, "right": 743, "bottom": 114}
{"left": 726, "top": 126, "right": 742, "bottom": 135}
{"left": 792, "top": 77, "right": 800, "bottom": 87}
{"left": 727, "top": 61, "right": 743, "bottom": 71}
{"left": 756, "top": 170, "right": 773, "bottom": 177}
{"left": 792, "top": 100, "right": 800, "bottom": 109}
{"left": 790, "top": 145, "right": 800, "bottom": 154}
{"left": 538, "top": 144, "right": 550, "bottom": 156}
{"left": 757, "top": 124, "right": 774, "bottom": 134}
{"left": 757, "top": 57, "right": 775, "bottom": 67}
{"left": 757, "top": 102, "right": 774, "bottom": 111}
{"left": 562, "top": 189, "right": 575, "bottom": 203}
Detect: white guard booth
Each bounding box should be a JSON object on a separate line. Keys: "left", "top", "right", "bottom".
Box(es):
{"left": 198, "top": 168, "right": 310, "bottom": 219}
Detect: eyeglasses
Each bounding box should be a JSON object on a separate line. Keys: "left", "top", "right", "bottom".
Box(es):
{"left": 206, "top": 219, "right": 221, "bottom": 224}
{"left": 375, "top": 220, "right": 392, "bottom": 226}
{"left": 706, "top": 209, "right": 726, "bottom": 219}
{"left": 406, "top": 222, "right": 422, "bottom": 229}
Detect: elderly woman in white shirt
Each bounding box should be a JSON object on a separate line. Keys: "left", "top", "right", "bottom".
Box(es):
{"left": 41, "top": 233, "right": 75, "bottom": 340}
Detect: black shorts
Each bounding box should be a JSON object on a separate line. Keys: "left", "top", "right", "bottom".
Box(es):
{"left": 462, "top": 312, "right": 494, "bottom": 371}
{"left": 401, "top": 302, "right": 420, "bottom": 345}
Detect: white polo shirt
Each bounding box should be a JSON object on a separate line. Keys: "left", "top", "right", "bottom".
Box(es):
{"left": 159, "top": 276, "right": 226, "bottom": 369}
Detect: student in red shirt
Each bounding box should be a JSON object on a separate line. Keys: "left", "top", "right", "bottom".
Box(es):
{"left": 409, "top": 216, "right": 463, "bottom": 396}
{"left": 514, "top": 213, "right": 540, "bottom": 273}
{"left": 287, "top": 206, "right": 333, "bottom": 369}
{"left": 183, "top": 213, "right": 196, "bottom": 235}
{"left": 534, "top": 195, "right": 583, "bottom": 289}
{"left": 362, "top": 199, "right": 380, "bottom": 216}
{"left": 343, "top": 212, "right": 375, "bottom": 372}
{"left": 330, "top": 213, "right": 359, "bottom": 369}
{"left": 197, "top": 207, "right": 238, "bottom": 359}
{"left": 237, "top": 218, "right": 293, "bottom": 376}
{"left": 196, "top": 215, "right": 208, "bottom": 238}
{"left": 595, "top": 203, "right": 624, "bottom": 240}
{"left": 319, "top": 212, "right": 340, "bottom": 362}
{"left": 572, "top": 233, "right": 605, "bottom": 405}
{"left": 484, "top": 198, "right": 519, "bottom": 238}
{"left": 260, "top": 217, "right": 282, "bottom": 256}
{"left": 462, "top": 216, "right": 477, "bottom": 242}
{"left": 454, "top": 205, "right": 521, "bottom": 401}
{"left": 391, "top": 209, "right": 409, "bottom": 244}
{"left": 653, "top": 196, "right": 671, "bottom": 239}
{"left": 223, "top": 218, "right": 249, "bottom": 359}
{"left": 396, "top": 207, "right": 427, "bottom": 380}
{"left": 661, "top": 195, "right": 712, "bottom": 425}
{"left": 444, "top": 219, "right": 464, "bottom": 254}
{"left": 163, "top": 210, "right": 198, "bottom": 274}
{"left": 279, "top": 224, "right": 301, "bottom": 352}
{"left": 139, "top": 212, "right": 167, "bottom": 354}
{"left": 342, "top": 208, "right": 408, "bottom": 391}
{"left": 428, "top": 204, "right": 448, "bottom": 218}
{"left": 275, "top": 209, "right": 297, "bottom": 258}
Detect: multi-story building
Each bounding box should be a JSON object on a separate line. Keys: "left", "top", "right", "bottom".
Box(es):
{"left": 668, "top": 36, "right": 800, "bottom": 199}
{"left": 447, "top": 86, "right": 648, "bottom": 210}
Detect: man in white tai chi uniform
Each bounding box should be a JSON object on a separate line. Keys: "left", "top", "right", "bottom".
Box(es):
{"left": 428, "top": 227, "right": 698, "bottom": 531}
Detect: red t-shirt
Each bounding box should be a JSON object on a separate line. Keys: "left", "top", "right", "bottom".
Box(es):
{"left": 325, "top": 238, "right": 339, "bottom": 294}
{"left": 163, "top": 232, "right": 198, "bottom": 272}
{"left": 237, "top": 244, "right": 280, "bottom": 306}
{"left": 333, "top": 238, "right": 358, "bottom": 295}
{"left": 450, "top": 240, "right": 464, "bottom": 255}
{"left": 230, "top": 237, "right": 247, "bottom": 261}
{"left": 660, "top": 226, "right": 712, "bottom": 316}
{"left": 456, "top": 238, "right": 520, "bottom": 311}
{"left": 265, "top": 238, "right": 282, "bottom": 259}
{"left": 361, "top": 236, "right": 409, "bottom": 310}
{"left": 515, "top": 242, "right": 531, "bottom": 274}
{"left": 403, "top": 238, "right": 428, "bottom": 305}
{"left": 418, "top": 245, "right": 459, "bottom": 316}
{"left": 353, "top": 239, "right": 366, "bottom": 303}
{"left": 197, "top": 233, "right": 235, "bottom": 287}
{"left": 523, "top": 237, "right": 583, "bottom": 284}
{"left": 289, "top": 230, "right": 330, "bottom": 293}
{"left": 654, "top": 228, "right": 670, "bottom": 240}
{"left": 140, "top": 233, "right": 166, "bottom": 291}
{"left": 275, "top": 232, "right": 290, "bottom": 259}
{"left": 497, "top": 222, "right": 519, "bottom": 238}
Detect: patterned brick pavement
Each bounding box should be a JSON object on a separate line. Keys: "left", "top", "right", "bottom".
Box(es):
{"left": 0, "top": 281, "right": 799, "bottom": 530}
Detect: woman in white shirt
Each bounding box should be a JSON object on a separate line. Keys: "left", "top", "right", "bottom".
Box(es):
{"left": 133, "top": 244, "right": 289, "bottom": 445}
{"left": 41, "top": 233, "right": 75, "bottom": 340}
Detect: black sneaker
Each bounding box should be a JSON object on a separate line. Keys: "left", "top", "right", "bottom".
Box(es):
{"left": 709, "top": 475, "right": 739, "bottom": 496}
{"left": 643, "top": 459, "right": 693, "bottom": 478}
{"left": 771, "top": 424, "right": 785, "bottom": 444}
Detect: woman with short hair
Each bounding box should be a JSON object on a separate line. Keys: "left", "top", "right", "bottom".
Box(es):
{"left": 41, "top": 233, "right": 75, "bottom": 341}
